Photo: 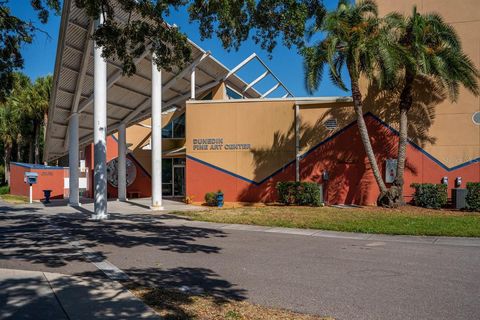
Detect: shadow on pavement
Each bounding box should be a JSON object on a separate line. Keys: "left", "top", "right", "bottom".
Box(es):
{"left": 0, "top": 269, "right": 162, "bottom": 319}
{"left": 0, "top": 206, "right": 247, "bottom": 318}
{"left": 53, "top": 214, "right": 226, "bottom": 254}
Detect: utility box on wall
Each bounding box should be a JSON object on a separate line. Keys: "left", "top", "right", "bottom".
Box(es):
{"left": 24, "top": 172, "right": 38, "bottom": 185}
{"left": 452, "top": 188, "right": 467, "bottom": 210}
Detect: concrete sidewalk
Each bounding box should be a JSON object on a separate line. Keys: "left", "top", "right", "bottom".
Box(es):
{"left": 0, "top": 268, "right": 160, "bottom": 320}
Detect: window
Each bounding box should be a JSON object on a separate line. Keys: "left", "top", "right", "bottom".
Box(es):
{"left": 473, "top": 112, "right": 480, "bottom": 125}
{"left": 201, "top": 91, "right": 213, "bottom": 100}
{"left": 162, "top": 123, "right": 173, "bottom": 138}
{"left": 173, "top": 113, "right": 185, "bottom": 138}
{"left": 162, "top": 113, "right": 185, "bottom": 138}
{"left": 226, "top": 86, "right": 243, "bottom": 99}
{"left": 162, "top": 159, "right": 173, "bottom": 197}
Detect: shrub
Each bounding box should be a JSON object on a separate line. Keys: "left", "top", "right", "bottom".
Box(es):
{"left": 466, "top": 182, "right": 480, "bottom": 212}
{"left": 204, "top": 192, "right": 217, "bottom": 206}
{"left": 0, "top": 185, "right": 9, "bottom": 195}
{"left": 410, "top": 183, "right": 447, "bottom": 209}
{"left": 276, "top": 181, "right": 322, "bottom": 206}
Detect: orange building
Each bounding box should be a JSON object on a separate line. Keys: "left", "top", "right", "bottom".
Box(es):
{"left": 43, "top": 0, "right": 479, "bottom": 208}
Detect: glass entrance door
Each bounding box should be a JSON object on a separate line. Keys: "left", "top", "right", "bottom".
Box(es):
{"left": 173, "top": 166, "right": 185, "bottom": 196}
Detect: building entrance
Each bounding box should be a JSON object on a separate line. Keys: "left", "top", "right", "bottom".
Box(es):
{"left": 163, "top": 158, "right": 185, "bottom": 197}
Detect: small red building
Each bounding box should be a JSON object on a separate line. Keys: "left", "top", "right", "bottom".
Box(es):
{"left": 9, "top": 162, "right": 67, "bottom": 201}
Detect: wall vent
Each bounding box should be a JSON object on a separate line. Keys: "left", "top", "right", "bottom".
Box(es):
{"left": 324, "top": 118, "right": 338, "bottom": 130}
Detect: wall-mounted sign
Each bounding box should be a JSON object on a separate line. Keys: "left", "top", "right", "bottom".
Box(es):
{"left": 385, "top": 159, "right": 397, "bottom": 183}
{"left": 79, "top": 160, "right": 86, "bottom": 173}
{"left": 192, "top": 138, "right": 250, "bottom": 151}
{"left": 107, "top": 158, "right": 137, "bottom": 187}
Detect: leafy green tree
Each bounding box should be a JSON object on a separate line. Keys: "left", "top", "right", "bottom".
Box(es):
{"left": 0, "top": 73, "right": 31, "bottom": 183}
{"left": 302, "top": 0, "right": 398, "bottom": 201}
{"left": 1, "top": 0, "right": 324, "bottom": 99}
{"left": 386, "top": 7, "right": 479, "bottom": 205}
{"left": 17, "top": 75, "right": 53, "bottom": 164}
{"left": 0, "top": 1, "right": 59, "bottom": 102}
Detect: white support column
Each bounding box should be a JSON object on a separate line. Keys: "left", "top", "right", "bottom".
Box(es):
{"left": 151, "top": 56, "right": 163, "bottom": 210}
{"left": 92, "top": 15, "right": 108, "bottom": 219}
{"left": 190, "top": 67, "right": 196, "bottom": 100}
{"left": 295, "top": 104, "right": 300, "bottom": 182}
{"left": 117, "top": 123, "right": 127, "bottom": 201}
{"left": 68, "top": 112, "right": 80, "bottom": 206}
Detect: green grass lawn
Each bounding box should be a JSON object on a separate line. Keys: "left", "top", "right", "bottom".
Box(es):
{"left": 0, "top": 194, "right": 29, "bottom": 204}
{"left": 173, "top": 205, "right": 480, "bottom": 237}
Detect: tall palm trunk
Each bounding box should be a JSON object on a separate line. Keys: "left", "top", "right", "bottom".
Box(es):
{"left": 28, "top": 123, "right": 34, "bottom": 164}
{"left": 395, "top": 71, "right": 415, "bottom": 204}
{"left": 4, "top": 142, "right": 12, "bottom": 185}
{"left": 16, "top": 133, "right": 23, "bottom": 162}
{"left": 41, "top": 112, "right": 48, "bottom": 164}
{"left": 34, "top": 119, "right": 40, "bottom": 164}
{"left": 350, "top": 77, "right": 388, "bottom": 194}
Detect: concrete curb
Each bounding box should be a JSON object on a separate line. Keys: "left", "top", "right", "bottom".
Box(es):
{"left": 159, "top": 217, "right": 480, "bottom": 247}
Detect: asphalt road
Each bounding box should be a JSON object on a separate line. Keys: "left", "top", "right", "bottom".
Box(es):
{"left": 1, "top": 202, "right": 479, "bottom": 320}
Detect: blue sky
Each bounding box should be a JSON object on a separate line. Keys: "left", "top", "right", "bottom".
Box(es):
{"left": 10, "top": 0, "right": 350, "bottom": 97}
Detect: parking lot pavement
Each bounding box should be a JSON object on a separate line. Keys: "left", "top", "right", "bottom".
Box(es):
{"left": 2, "top": 202, "right": 480, "bottom": 320}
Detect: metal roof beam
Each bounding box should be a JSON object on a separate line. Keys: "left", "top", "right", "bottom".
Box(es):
{"left": 68, "top": 20, "right": 88, "bottom": 31}
{"left": 261, "top": 83, "right": 280, "bottom": 98}
{"left": 122, "top": 79, "right": 220, "bottom": 126}
{"left": 72, "top": 21, "right": 93, "bottom": 114}
{"left": 113, "top": 82, "right": 150, "bottom": 98}
{"left": 77, "top": 46, "right": 151, "bottom": 114}
{"left": 225, "top": 53, "right": 256, "bottom": 80}
{"left": 107, "top": 100, "right": 136, "bottom": 111}
{"left": 243, "top": 70, "right": 268, "bottom": 93}
{"left": 65, "top": 43, "right": 84, "bottom": 54}
{"left": 163, "top": 52, "right": 210, "bottom": 92}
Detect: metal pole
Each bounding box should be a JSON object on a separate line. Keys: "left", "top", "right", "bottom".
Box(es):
{"left": 295, "top": 104, "right": 300, "bottom": 182}
{"left": 117, "top": 123, "right": 127, "bottom": 201}
{"left": 151, "top": 56, "right": 163, "bottom": 209}
{"left": 29, "top": 184, "right": 32, "bottom": 204}
{"left": 68, "top": 112, "right": 80, "bottom": 206}
{"left": 191, "top": 67, "right": 196, "bottom": 100}
{"left": 92, "top": 14, "right": 108, "bottom": 219}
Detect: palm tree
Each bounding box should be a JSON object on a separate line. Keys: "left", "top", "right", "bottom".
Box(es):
{"left": 0, "top": 105, "right": 16, "bottom": 184}
{"left": 0, "top": 73, "right": 30, "bottom": 183}
{"left": 15, "top": 75, "right": 52, "bottom": 164}
{"left": 389, "top": 7, "right": 479, "bottom": 205}
{"left": 29, "top": 75, "right": 52, "bottom": 164}
{"left": 302, "top": 0, "right": 399, "bottom": 201}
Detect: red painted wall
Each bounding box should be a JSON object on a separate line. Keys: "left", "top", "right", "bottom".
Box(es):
{"left": 10, "top": 163, "right": 65, "bottom": 200}
{"left": 186, "top": 114, "right": 480, "bottom": 205}
{"left": 106, "top": 154, "right": 152, "bottom": 198}
{"left": 10, "top": 164, "right": 28, "bottom": 197}
{"left": 84, "top": 135, "right": 152, "bottom": 199}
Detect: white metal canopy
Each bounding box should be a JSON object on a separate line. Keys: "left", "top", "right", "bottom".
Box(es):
{"left": 44, "top": 0, "right": 262, "bottom": 162}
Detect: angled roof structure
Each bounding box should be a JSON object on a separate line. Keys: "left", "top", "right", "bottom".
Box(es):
{"left": 44, "top": 0, "right": 263, "bottom": 161}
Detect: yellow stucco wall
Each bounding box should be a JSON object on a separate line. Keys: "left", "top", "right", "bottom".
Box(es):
{"left": 364, "top": 0, "right": 480, "bottom": 167}
{"left": 186, "top": 100, "right": 297, "bottom": 182}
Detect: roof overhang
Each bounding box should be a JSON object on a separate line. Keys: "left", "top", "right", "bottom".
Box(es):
{"left": 187, "top": 96, "right": 353, "bottom": 108}
{"left": 44, "top": 0, "right": 261, "bottom": 162}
